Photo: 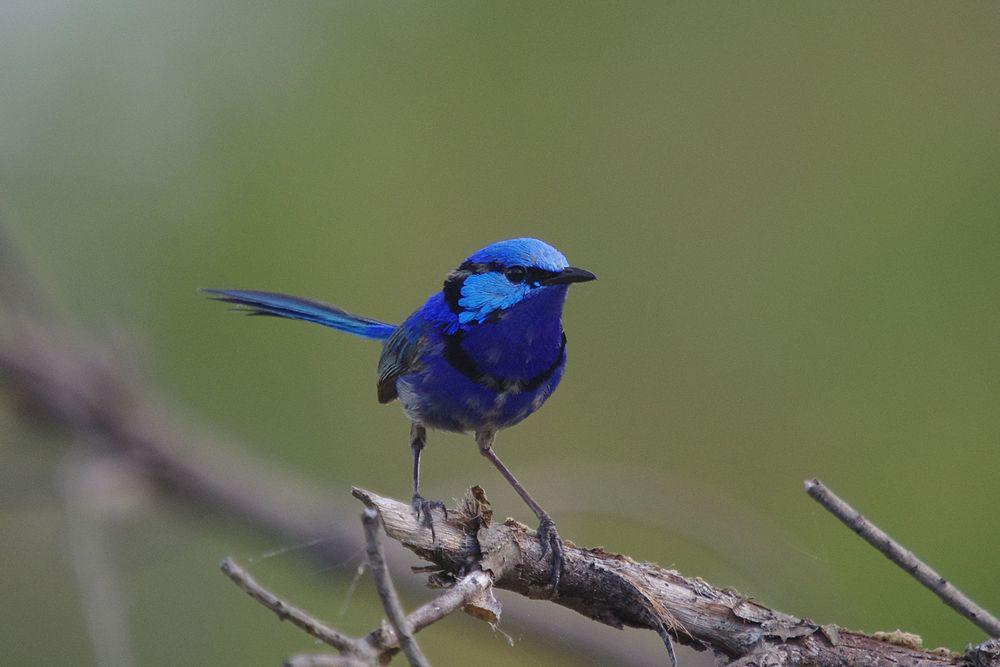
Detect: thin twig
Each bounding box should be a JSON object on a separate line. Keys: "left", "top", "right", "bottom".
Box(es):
{"left": 221, "top": 550, "right": 495, "bottom": 666}
{"left": 805, "top": 478, "right": 1000, "bottom": 638}
{"left": 362, "top": 508, "right": 430, "bottom": 667}
{"left": 219, "top": 558, "right": 357, "bottom": 653}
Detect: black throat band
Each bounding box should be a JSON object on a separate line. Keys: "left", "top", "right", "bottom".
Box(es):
{"left": 442, "top": 330, "right": 567, "bottom": 393}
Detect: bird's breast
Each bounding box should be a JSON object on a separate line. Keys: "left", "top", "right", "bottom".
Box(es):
{"left": 395, "top": 318, "right": 566, "bottom": 433}
{"left": 453, "top": 316, "right": 565, "bottom": 387}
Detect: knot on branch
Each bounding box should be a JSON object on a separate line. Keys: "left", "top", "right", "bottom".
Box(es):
{"left": 966, "top": 638, "right": 1000, "bottom": 667}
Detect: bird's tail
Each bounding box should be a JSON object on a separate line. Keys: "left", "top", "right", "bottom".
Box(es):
{"left": 202, "top": 288, "right": 396, "bottom": 340}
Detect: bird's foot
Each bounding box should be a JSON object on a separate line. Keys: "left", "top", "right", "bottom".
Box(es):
{"left": 537, "top": 516, "right": 564, "bottom": 598}
{"left": 411, "top": 494, "right": 447, "bottom": 538}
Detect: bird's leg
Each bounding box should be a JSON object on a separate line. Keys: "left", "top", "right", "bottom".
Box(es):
{"left": 475, "top": 430, "right": 564, "bottom": 597}
{"left": 410, "top": 423, "right": 426, "bottom": 500}
{"left": 410, "top": 423, "right": 446, "bottom": 534}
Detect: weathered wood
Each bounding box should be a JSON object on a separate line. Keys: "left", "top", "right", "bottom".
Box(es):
{"left": 355, "top": 486, "right": 995, "bottom": 667}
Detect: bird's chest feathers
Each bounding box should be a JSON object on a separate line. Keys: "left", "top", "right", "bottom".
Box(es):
{"left": 457, "top": 297, "right": 565, "bottom": 381}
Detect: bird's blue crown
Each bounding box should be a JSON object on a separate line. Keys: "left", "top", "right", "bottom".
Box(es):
{"left": 465, "top": 238, "right": 570, "bottom": 272}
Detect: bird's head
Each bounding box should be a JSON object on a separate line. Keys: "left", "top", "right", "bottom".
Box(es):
{"left": 442, "top": 238, "right": 596, "bottom": 329}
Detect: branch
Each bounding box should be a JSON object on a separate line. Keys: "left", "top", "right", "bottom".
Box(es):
{"left": 355, "top": 485, "right": 998, "bottom": 667}
{"left": 805, "top": 478, "right": 1000, "bottom": 638}
{"left": 219, "top": 490, "right": 499, "bottom": 666}
{"left": 362, "top": 508, "right": 430, "bottom": 667}
{"left": 220, "top": 541, "right": 495, "bottom": 665}
{"left": 220, "top": 558, "right": 356, "bottom": 653}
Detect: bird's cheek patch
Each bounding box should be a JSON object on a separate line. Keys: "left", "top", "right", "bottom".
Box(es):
{"left": 457, "top": 272, "right": 528, "bottom": 324}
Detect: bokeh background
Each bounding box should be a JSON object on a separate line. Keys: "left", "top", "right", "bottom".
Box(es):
{"left": 2, "top": 2, "right": 998, "bottom": 665}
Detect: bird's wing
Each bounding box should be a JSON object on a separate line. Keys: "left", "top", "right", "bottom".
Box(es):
{"left": 376, "top": 324, "right": 425, "bottom": 404}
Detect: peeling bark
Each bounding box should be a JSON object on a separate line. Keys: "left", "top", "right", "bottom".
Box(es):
{"left": 355, "top": 487, "right": 997, "bottom": 667}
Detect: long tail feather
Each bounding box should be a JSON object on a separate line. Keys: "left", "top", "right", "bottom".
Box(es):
{"left": 202, "top": 288, "right": 396, "bottom": 340}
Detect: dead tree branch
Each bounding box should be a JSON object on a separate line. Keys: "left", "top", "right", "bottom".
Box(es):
{"left": 221, "top": 557, "right": 357, "bottom": 653}
{"left": 805, "top": 479, "right": 1000, "bottom": 639}
{"left": 352, "top": 485, "right": 998, "bottom": 667}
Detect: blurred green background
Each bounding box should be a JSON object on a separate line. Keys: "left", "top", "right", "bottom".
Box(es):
{"left": 2, "top": 2, "right": 998, "bottom": 665}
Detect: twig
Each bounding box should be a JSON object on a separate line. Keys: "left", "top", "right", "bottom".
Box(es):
{"left": 362, "top": 508, "right": 430, "bottom": 667}
{"left": 221, "top": 551, "right": 495, "bottom": 665}
{"left": 221, "top": 506, "right": 495, "bottom": 665}
{"left": 805, "top": 478, "right": 1000, "bottom": 638}
{"left": 220, "top": 558, "right": 357, "bottom": 652}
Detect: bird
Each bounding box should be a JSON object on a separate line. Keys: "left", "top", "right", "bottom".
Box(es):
{"left": 203, "top": 237, "right": 596, "bottom": 592}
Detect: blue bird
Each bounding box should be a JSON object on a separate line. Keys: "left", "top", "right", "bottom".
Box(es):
{"left": 204, "top": 238, "right": 596, "bottom": 592}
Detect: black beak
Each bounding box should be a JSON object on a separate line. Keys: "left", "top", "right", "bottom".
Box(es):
{"left": 542, "top": 266, "right": 597, "bottom": 286}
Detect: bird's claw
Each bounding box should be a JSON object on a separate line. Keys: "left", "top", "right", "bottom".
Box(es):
{"left": 411, "top": 494, "right": 447, "bottom": 539}
{"left": 537, "top": 516, "right": 564, "bottom": 598}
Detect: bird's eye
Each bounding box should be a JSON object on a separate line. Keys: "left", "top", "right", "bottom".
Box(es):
{"left": 504, "top": 266, "right": 527, "bottom": 284}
